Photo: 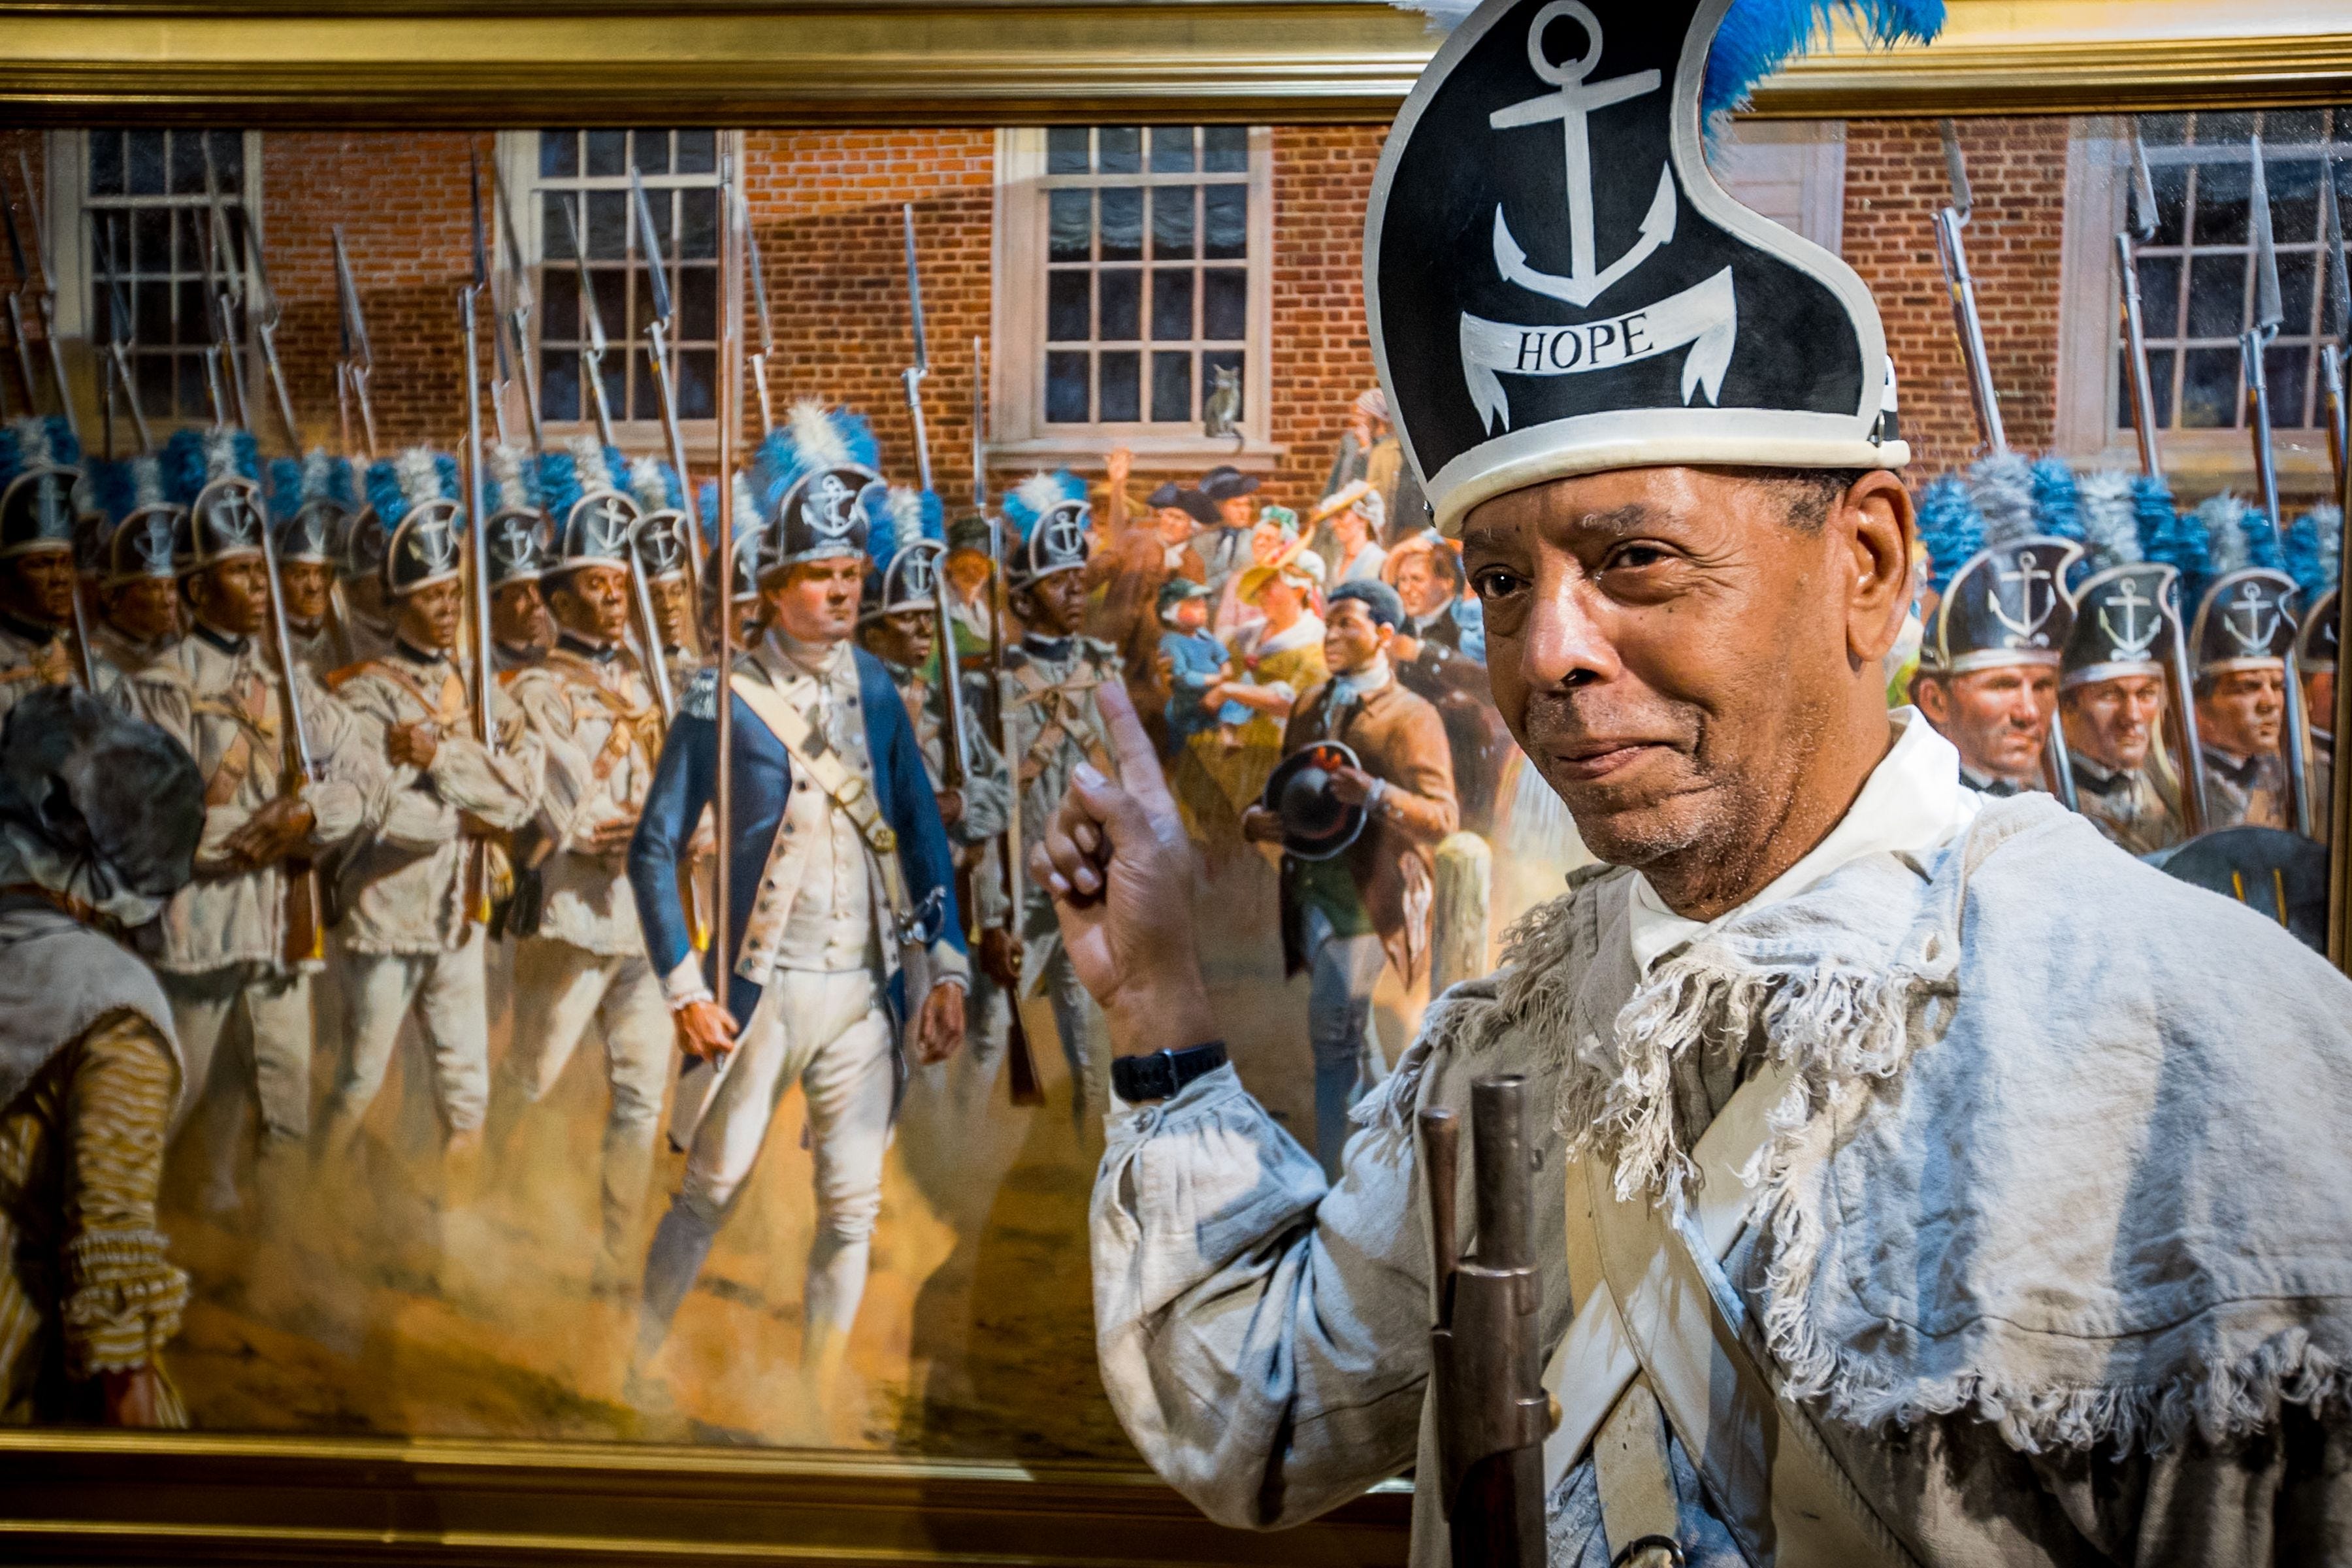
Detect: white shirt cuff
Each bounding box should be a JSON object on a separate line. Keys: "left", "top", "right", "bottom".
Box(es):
{"left": 662, "top": 954, "right": 715, "bottom": 1009}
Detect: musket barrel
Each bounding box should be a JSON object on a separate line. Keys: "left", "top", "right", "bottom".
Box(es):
{"left": 2167, "top": 582, "right": 2212, "bottom": 837}
{"left": 930, "top": 550, "right": 968, "bottom": 790}
{"left": 2117, "top": 231, "right": 2163, "bottom": 478}
{"left": 714, "top": 145, "right": 744, "bottom": 991}
{"left": 1418, "top": 1106, "right": 1460, "bottom": 1325}
{"left": 460, "top": 287, "right": 497, "bottom": 749}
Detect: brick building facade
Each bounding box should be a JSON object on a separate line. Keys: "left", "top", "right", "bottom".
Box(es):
{"left": 0, "top": 116, "right": 2175, "bottom": 511}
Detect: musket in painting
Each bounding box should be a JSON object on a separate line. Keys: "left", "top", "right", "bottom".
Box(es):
{"left": 1933, "top": 121, "right": 2005, "bottom": 457}
{"left": 2241, "top": 137, "right": 2313, "bottom": 840}
{"left": 559, "top": 195, "right": 621, "bottom": 449}
{"left": 91, "top": 214, "right": 152, "bottom": 458}
{"left": 900, "top": 203, "right": 968, "bottom": 792}
{"left": 493, "top": 164, "right": 547, "bottom": 457}
{"left": 333, "top": 227, "right": 381, "bottom": 461}
{"left": 629, "top": 167, "right": 704, "bottom": 575}
{"left": 12, "top": 150, "right": 76, "bottom": 442}
{"left": 0, "top": 165, "right": 40, "bottom": 417}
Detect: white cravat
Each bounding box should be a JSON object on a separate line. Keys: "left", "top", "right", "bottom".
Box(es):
{"left": 1627, "top": 708, "right": 1985, "bottom": 975}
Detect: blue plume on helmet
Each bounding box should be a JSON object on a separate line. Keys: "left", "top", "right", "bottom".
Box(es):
{"left": 1703, "top": 0, "right": 1945, "bottom": 118}
{"left": 2129, "top": 474, "right": 2176, "bottom": 560}
{"left": 2285, "top": 507, "right": 2342, "bottom": 608}
{"left": 0, "top": 416, "right": 81, "bottom": 485}
{"left": 267, "top": 456, "right": 305, "bottom": 521}
{"left": 159, "top": 427, "right": 261, "bottom": 506}
{"left": 89, "top": 460, "right": 140, "bottom": 525}
{"left": 1002, "top": 469, "right": 1088, "bottom": 547}
{"left": 1915, "top": 473, "right": 1983, "bottom": 594}
{"left": 770, "top": 400, "right": 883, "bottom": 510}
{"left": 865, "top": 485, "right": 947, "bottom": 570}
{"left": 536, "top": 449, "right": 582, "bottom": 531}
{"left": 2028, "top": 456, "right": 2082, "bottom": 543}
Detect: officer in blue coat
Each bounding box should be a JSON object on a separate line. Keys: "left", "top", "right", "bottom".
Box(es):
{"left": 626, "top": 418, "right": 969, "bottom": 1405}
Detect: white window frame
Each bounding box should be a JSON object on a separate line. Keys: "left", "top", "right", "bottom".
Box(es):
{"left": 1707, "top": 118, "right": 1846, "bottom": 255}
{"left": 990, "top": 125, "right": 1277, "bottom": 474}
{"left": 45, "top": 129, "right": 265, "bottom": 433}
{"left": 494, "top": 129, "right": 738, "bottom": 460}
{"left": 2053, "top": 114, "right": 2337, "bottom": 489}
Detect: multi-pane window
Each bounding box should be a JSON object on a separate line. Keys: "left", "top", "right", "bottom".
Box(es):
{"left": 2121, "top": 109, "right": 2350, "bottom": 434}
{"left": 82, "top": 129, "right": 250, "bottom": 422}
{"left": 534, "top": 129, "right": 720, "bottom": 427}
{"left": 1041, "top": 126, "right": 1250, "bottom": 428}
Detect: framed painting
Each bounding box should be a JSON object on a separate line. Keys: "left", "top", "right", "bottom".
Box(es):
{"left": 0, "top": 3, "right": 2344, "bottom": 1562}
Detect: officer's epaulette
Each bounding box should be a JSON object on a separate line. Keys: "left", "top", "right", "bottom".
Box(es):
{"left": 680, "top": 665, "right": 720, "bottom": 721}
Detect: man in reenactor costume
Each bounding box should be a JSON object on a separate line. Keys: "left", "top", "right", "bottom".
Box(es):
{"left": 627, "top": 438, "right": 968, "bottom": 1401}
{"left": 126, "top": 476, "right": 381, "bottom": 1227}
{"left": 274, "top": 498, "right": 348, "bottom": 682}
{"left": 485, "top": 487, "right": 672, "bottom": 1291}
{"left": 2059, "top": 562, "right": 2186, "bottom": 856}
{"left": 2191, "top": 567, "right": 2298, "bottom": 830}
{"left": 316, "top": 502, "right": 542, "bottom": 1225}
{"left": 89, "top": 502, "right": 186, "bottom": 684}
{"left": 2300, "top": 583, "right": 2336, "bottom": 841}
{"left": 0, "top": 686, "right": 203, "bottom": 1426}
{"left": 1192, "top": 463, "right": 1262, "bottom": 594}
{"left": 994, "top": 474, "right": 1122, "bottom": 1130}
{"left": 1910, "top": 537, "right": 2080, "bottom": 795}
{"left": 483, "top": 506, "right": 556, "bottom": 676}
{"left": 1241, "top": 578, "right": 1456, "bottom": 1178}
{"left": 1028, "top": 1, "right": 2352, "bottom": 1559}
{"left": 630, "top": 508, "right": 702, "bottom": 684}
{"left": 0, "top": 466, "right": 110, "bottom": 719}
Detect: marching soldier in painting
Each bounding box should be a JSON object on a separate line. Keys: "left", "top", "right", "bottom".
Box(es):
{"left": 335, "top": 503, "right": 399, "bottom": 668}
{"left": 127, "top": 475, "right": 380, "bottom": 1229}
{"left": 1910, "top": 537, "right": 2080, "bottom": 795}
{"left": 485, "top": 487, "right": 672, "bottom": 1292}
{"left": 274, "top": 498, "right": 348, "bottom": 682}
{"left": 88, "top": 503, "right": 185, "bottom": 685}
{"left": 2059, "top": 562, "right": 2187, "bottom": 856}
{"left": 1034, "top": 0, "right": 2352, "bottom": 1559}
{"left": 1240, "top": 579, "right": 1456, "bottom": 1178}
{"left": 627, "top": 419, "right": 968, "bottom": 1405}
{"left": 629, "top": 507, "right": 702, "bottom": 684}
{"left": 0, "top": 685, "right": 203, "bottom": 1427}
{"left": 0, "top": 465, "right": 106, "bottom": 717}
{"left": 994, "top": 472, "right": 1120, "bottom": 1130}
{"left": 483, "top": 506, "right": 555, "bottom": 676}
{"left": 316, "top": 500, "right": 542, "bottom": 1237}
{"left": 2191, "top": 568, "right": 2298, "bottom": 830}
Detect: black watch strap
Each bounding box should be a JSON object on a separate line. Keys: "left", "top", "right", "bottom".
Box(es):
{"left": 1111, "top": 1040, "right": 1229, "bottom": 1104}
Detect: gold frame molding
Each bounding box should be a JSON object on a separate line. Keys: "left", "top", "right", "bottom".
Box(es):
{"left": 0, "top": 1431, "right": 1413, "bottom": 1564}
{"left": 0, "top": 0, "right": 2345, "bottom": 126}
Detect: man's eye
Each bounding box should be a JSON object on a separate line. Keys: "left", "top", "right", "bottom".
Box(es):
{"left": 1607, "top": 544, "right": 1669, "bottom": 572}
{"left": 1471, "top": 567, "right": 1525, "bottom": 600}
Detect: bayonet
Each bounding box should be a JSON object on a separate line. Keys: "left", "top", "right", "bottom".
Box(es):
{"left": 0, "top": 169, "right": 39, "bottom": 418}
{"left": 200, "top": 142, "right": 252, "bottom": 430}
{"left": 493, "top": 163, "right": 546, "bottom": 455}
{"left": 1933, "top": 120, "right": 2006, "bottom": 454}
{"left": 972, "top": 335, "right": 987, "bottom": 510}
{"left": 93, "top": 214, "right": 152, "bottom": 455}
{"left": 2321, "top": 157, "right": 2348, "bottom": 492}
{"left": 463, "top": 151, "right": 498, "bottom": 753}
{"left": 740, "top": 182, "right": 775, "bottom": 438}
{"left": 240, "top": 208, "right": 302, "bottom": 453}
{"left": 14, "top": 150, "right": 76, "bottom": 441}
{"left": 2241, "top": 136, "right": 2306, "bottom": 836}
{"left": 468, "top": 152, "right": 518, "bottom": 451}
{"left": 559, "top": 193, "right": 619, "bottom": 449}
{"left": 896, "top": 203, "right": 963, "bottom": 787}
{"left": 331, "top": 227, "right": 380, "bottom": 459}
{"left": 713, "top": 142, "right": 745, "bottom": 990}
{"left": 900, "top": 203, "right": 935, "bottom": 493}
{"left": 2116, "top": 125, "right": 2165, "bottom": 478}
{"left": 629, "top": 167, "right": 704, "bottom": 572}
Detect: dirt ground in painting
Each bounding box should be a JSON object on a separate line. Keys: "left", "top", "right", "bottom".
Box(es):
{"left": 155, "top": 839, "right": 1436, "bottom": 1460}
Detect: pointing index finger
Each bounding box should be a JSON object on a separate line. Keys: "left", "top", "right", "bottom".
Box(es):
{"left": 1094, "top": 675, "right": 1176, "bottom": 816}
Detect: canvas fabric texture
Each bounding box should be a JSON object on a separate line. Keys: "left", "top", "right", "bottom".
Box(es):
{"left": 1091, "top": 794, "right": 2352, "bottom": 1565}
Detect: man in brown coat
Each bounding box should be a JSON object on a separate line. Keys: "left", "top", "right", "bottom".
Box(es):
{"left": 1242, "top": 580, "right": 1455, "bottom": 1175}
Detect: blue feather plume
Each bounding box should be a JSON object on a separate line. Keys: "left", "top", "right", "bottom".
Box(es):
{"left": 2129, "top": 474, "right": 2176, "bottom": 561}
{"left": 2028, "top": 456, "right": 2082, "bottom": 542}
{"left": 1914, "top": 473, "right": 1983, "bottom": 593}
{"left": 163, "top": 429, "right": 209, "bottom": 505}
{"left": 536, "top": 450, "right": 583, "bottom": 531}
{"left": 1003, "top": 470, "right": 1088, "bottom": 547}
{"left": 88, "top": 459, "right": 139, "bottom": 525}
{"left": 267, "top": 456, "right": 306, "bottom": 521}
{"left": 2285, "top": 507, "right": 2342, "bottom": 606}
{"left": 1704, "top": 0, "right": 1946, "bottom": 118}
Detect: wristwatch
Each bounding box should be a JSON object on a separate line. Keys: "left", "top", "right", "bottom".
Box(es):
{"left": 1111, "top": 1041, "right": 1229, "bottom": 1104}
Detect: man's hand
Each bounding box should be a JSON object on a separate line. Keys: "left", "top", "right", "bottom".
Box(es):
{"left": 978, "top": 926, "right": 1024, "bottom": 989}
{"left": 387, "top": 719, "right": 440, "bottom": 770}
{"left": 30, "top": 639, "right": 72, "bottom": 688}
{"left": 913, "top": 980, "right": 966, "bottom": 1066}
{"left": 1328, "top": 763, "right": 1375, "bottom": 808}
{"left": 1028, "top": 679, "right": 1217, "bottom": 1056}
{"left": 223, "top": 796, "right": 317, "bottom": 870}
{"left": 936, "top": 789, "right": 966, "bottom": 829}
{"left": 674, "top": 998, "right": 738, "bottom": 1062}
{"left": 1239, "top": 804, "right": 1283, "bottom": 845}
{"left": 587, "top": 813, "right": 639, "bottom": 861}
{"left": 101, "top": 1365, "right": 167, "bottom": 1427}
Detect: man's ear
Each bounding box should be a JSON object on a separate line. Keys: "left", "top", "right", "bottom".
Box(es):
{"left": 1912, "top": 673, "right": 1950, "bottom": 727}
{"left": 1840, "top": 471, "right": 1914, "bottom": 666}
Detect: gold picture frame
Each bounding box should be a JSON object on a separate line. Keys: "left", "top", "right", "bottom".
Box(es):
{"left": 1, "top": 5, "right": 2346, "bottom": 1562}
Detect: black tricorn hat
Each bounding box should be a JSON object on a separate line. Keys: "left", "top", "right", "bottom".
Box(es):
{"left": 1196, "top": 465, "right": 1260, "bottom": 504}
{"left": 0, "top": 683, "right": 203, "bottom": 900}
{"left": 2192, "top": 568, "right": 2298, "bottom": 676}
{"left": 1367, "top": 0, "right": 1908, "bottom": 536}
{"left": 2062, "top": 562, "right": 2178, "bottom": 691}
{"left": 1262, "top": 739, "right": 1369, "bottom": 862}
{"left": 1920, "top": 538, "right": 2082, "bottom": 676}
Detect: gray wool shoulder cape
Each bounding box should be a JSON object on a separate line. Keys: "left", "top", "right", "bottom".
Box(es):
{"left": 1090, "top": 794, "right": 2352, "bottom": 1565}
